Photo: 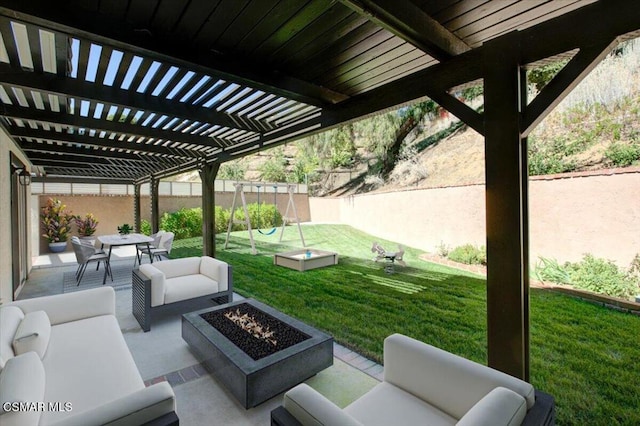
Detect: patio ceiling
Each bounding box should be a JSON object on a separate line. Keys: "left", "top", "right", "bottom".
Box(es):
{"left": 0, "top": 0, "right": 615, "bottom": 184}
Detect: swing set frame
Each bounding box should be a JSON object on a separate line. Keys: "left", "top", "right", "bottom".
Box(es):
{"left": 224, "top": 183, "right": 306, "bottom": 255}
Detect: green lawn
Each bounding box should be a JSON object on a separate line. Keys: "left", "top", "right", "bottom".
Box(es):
{"left": 172, "top": 224, "right": 640, "bottom": 425}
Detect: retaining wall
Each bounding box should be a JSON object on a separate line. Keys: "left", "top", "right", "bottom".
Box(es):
{"left": 310, "top": 167, "right": 640, "bottom": 267}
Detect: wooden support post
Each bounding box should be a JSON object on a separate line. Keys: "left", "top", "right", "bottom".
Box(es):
{"left": 199, "top": 162, "right": 220, "bottom": 258}
{"left": 150, "top": 177, "right": 160, "bottom": 234}
{"left": 134, "top": 183, "right": 141, "bottom": 233}
{"left": 483, "top": 33, "right": 530, "bottom": 381}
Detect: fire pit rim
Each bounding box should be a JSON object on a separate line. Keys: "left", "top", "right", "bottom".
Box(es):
{"left": 183, "top": 298, "right": 332, "bottom": 373}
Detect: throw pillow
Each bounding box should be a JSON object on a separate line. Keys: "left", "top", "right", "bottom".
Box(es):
{"left": 12, "top": 310, "right": 51, "bottom": 359}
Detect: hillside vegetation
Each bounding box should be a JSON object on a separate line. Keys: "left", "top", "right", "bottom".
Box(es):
{"left": 178, "top": 39, "right": 640, "bottom": 196}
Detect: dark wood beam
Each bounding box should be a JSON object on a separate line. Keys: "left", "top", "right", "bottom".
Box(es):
{"left": 18, "top": 138, "right": 172, "bottom": 163}
{"left": 150, "top": 177, "right": 160, "bottom": 234}
{"left": 517, "top": 0, "right": 640, "bottom": 66}
{"left": 523, "top": 39, "right": 618, "bottom": 137}
{"left": 483, "top": 33, "right": 529, "bottom": 381}
{"left": 8, "top": 125, "right": 194, "bottom": 160}
{"left": 425, "top": 89, "right": 484, "bottom": 135}
{"left": 338, "top": 0, "right": 470, "bottom": 60}
{"left": 31, "top": 176, "right": 132, "bottom": 184}
{"left": 0, "top": 2, "right": 348, "bottom": 106}
{"left": 199, "top": 162, "right": 220, "bottom": 258}
{"left": 0, "top": 63, "right": 269, "bottom": 134}
{"left": 0, "top": 106, "right": 212, "bottom": 157}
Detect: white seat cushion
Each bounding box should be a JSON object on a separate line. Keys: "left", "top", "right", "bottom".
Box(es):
{"left": 344, "top": 382, "right": 457, "bottom": 426}
{"left": 164, "top": 275, "right": 219, "bottom": 305}
{"left": 40, "top": 315, "right": 144, "bottom": 425}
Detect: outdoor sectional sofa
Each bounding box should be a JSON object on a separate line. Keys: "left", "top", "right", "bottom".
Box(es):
{"left": 133, "top": 256, "right": 233, "bottom": 332}
{"left": 0, "top": 287, "right": 177, "bottom": 426}
{"left": 271, "top": 333, "right": 554, "bottom": 426}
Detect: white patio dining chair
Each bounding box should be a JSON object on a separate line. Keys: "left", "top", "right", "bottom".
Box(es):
{"left": 148, "top": 232, "right": 174, "bottom": 262}
{"left": 135, "top": 230, "right": 165, "bottom": 266}
{"left": 71, "top": 237, "right": 112, "bottom": 286}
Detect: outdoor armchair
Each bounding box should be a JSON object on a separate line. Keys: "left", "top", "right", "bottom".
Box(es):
{"left": 271, "top": 334, "right": 555, "bottom": 426}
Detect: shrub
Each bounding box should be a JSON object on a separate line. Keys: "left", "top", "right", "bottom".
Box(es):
{"left": 604, "top": 142, "right": 640, "bottom": 166}
{"left": 140, "top": 219, "right": 151, "bottom": 236}
{"left": 232, "top": 203, "right": 282, "bottom": 231}
{"left": 214, "top": 206, "right": 230, "bottom": 234}
{"left": 534, "top": 256, "right": 571, "bottom": 284}
{"left": 565, "top": 254, "right": 637, "bottom": 299}
{"left": 160, "top": 207, "right": 203, "bottom": 240}
{"left": 447, "top": 244, "right": 486, "bottom": 265}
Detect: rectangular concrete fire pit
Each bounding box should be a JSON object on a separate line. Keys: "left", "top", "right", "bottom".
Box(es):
{"left": 182, "top": 299, "right": 333, "bottom": 408}
{"left": 274, "top": 248, "right": 338, "bottom": 271}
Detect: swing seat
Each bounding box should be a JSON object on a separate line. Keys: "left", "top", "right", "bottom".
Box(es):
{"left": 258, "top": 228, "right": 277, "bottom": 236}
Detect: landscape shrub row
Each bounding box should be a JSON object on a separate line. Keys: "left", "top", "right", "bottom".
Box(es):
{"left": 141, "top": 204, "right": 283, "bottom": 239}
{"left": 535, "top": 254, "right": 639, "bottom": 299}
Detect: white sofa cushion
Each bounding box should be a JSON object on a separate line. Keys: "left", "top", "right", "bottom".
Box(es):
{"left": 10, "top": 286, "right": 115, "bottom": 325}
{"left": 383, "top": 334, "right": 535, "bottom": 419}
{"left": 0, "top": 351, "right": 45, "bottom": 426}
{"left": 200, "top": 256, "right": 229, "bottom": 292}
{"left": 456, "top": 387, "right": 527, "bottom": 426}
{"left": 164, "top": 274, "right": 219, "bottom": 305}
{"left": 12, "top": 310, "right": 51, "bottom": 359}
{"left": 345, "top": 382, "right": 457, "bottom": 426}
{"left": 154, "top": 257, "right": 201, "bottom": 278}
{"left": 0, "top": 306, "right": 24, "bottom": 369}
{"left": 40, "top": 315, "right": 144, "bottom": 425}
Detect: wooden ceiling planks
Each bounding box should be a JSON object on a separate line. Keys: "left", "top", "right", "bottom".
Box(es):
{"left": 0, "top": 0, "right": 634, "bottom": 183}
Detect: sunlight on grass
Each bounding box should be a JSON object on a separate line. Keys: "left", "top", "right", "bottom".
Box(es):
{"left": 347, "top": 270, "right": 426, "bottom": 294}
{"left": 171, "top": 224, "right": 640, "bottom": 425}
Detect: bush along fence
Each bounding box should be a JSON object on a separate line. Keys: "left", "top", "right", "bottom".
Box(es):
{"left": 141, "top": 204, "right": 283, "bottom": 240}
{"left": 424, "top": 243, "right": 640, "bottom": 314}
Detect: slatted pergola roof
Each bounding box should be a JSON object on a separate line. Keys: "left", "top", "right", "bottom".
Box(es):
{"left": 1, "top": 0, "right": 628, "bottom": 184}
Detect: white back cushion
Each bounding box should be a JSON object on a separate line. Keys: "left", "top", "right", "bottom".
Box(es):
{"left": 153, "top": 257, "right": 200, "bottom": 278}
{"left": 0, "top": 351, "right": 45, "bottom": 426}
{"left": 0, "top": 306, "right": 25, "bottom": 369}
{"left": 13, "top": 311, "right": 51, "bottom": 359}
{"left": 200, "top": 256, "right": 228, "bottom": 291}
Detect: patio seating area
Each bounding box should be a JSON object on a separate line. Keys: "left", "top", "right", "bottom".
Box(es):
{"left": 18, "top": 249, "right": 383, "bottom": 425}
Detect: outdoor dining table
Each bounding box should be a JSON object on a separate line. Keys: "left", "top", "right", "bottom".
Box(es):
{"left": 98, "top": 233, "right": 154, "bottom": 284}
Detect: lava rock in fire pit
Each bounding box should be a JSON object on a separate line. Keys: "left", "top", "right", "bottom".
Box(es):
{"left": 201, "top": 303, "right": 310, "bottom": 360}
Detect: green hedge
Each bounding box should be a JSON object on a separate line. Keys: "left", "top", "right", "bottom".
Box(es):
{"left": 146, "top": 204, "right": 283, "bottom": 239}
{"left": 447, "top": 244, "right": 486, "bottom": 265}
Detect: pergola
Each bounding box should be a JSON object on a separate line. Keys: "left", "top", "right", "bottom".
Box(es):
{"left": 1, "top": 0, "right": 638, "bottom": 381}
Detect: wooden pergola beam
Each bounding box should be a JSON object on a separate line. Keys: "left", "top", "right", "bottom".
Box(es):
{"left": 0, "top": 63, "right": 269, "bottom": 134}
{"left": 338, "top": 0, "right": 471, "bottom": 60}
{"left": 1, "top": 106, "right": 213, "bottom": 157}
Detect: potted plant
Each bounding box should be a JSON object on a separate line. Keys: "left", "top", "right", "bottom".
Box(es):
{"left": 117, "top": 223, "right": 133, "bottom": 238}
{"left": 40, "top": 198, "right": 73, "bottom": 253}
{"left": 74, "top": 213, "right": 99, "bottom": 246}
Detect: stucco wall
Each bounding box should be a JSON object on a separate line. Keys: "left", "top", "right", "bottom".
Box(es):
{"left": 35, "top": 192, "right": 311, "bottom": 255}
{"left": 310, "top": 168, "right": 640, "bottom": 267}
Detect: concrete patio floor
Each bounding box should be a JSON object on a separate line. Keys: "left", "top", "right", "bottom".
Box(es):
{"left": 20, "top": 249, "right": 383, "bottom": 425}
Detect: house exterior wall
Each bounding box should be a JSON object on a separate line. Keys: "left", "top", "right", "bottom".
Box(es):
{"left": 310, "top": 168, "right": 640, "bottom": 268}
{"left": 0, "top": 128, "right": 32, "bottom": 303}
